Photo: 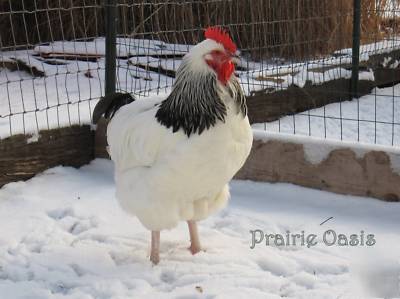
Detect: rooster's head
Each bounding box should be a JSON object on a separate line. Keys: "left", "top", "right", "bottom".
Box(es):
{"left": 185, "top": 27, "right": 238, "bottom": 85}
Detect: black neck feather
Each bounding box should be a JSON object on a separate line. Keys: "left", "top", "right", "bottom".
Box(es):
{"left": 156, "top": 64, "right": 247, "bottom": 137}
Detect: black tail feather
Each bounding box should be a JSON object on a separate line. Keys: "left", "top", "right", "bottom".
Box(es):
{"left": 92, "top": 92, "right": 135, "bottom": 124}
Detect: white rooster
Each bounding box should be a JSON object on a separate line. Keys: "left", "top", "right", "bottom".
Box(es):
{"left": 93, "top": 27, "right": 253, "bottom": 264}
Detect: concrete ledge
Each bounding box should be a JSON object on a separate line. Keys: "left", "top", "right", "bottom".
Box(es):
{"left": 235, "top": 131, "right": 400, "bottom": 202}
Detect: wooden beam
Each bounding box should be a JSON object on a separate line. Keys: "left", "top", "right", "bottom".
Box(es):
{"left": 0, "top": 125, "right": 94, "bottom": 187}
{"left": 246, "top": 78, "right": 375, "bottom": 123}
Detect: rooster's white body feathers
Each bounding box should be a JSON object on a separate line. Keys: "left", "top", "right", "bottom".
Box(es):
{"left": 107, "top": 39, "right": 253, "bottom": 231}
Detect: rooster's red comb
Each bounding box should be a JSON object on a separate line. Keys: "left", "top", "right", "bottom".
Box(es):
{"left": 204, "top": 26, "right": 236, "bottom": 54}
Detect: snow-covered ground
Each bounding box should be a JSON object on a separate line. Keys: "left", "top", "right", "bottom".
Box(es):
{"left": 253, "top": 84, "right": 400, "bottom": 146}
{"left": 0, "top": 159, "right": 399, "bottom": 299}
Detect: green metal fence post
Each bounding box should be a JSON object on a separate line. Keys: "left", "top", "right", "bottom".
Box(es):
{"left": 351, "top": 0, "right": 361, "bottom": 98}
{"left": 105, "top": 0, "right": 117, "bottom": 96}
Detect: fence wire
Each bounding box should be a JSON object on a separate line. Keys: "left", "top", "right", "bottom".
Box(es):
{"left": 0, "top": 0, "right": 104, "bottom": 138}
{"left": 0, "top": 0, "right": 399, "bottom": 146}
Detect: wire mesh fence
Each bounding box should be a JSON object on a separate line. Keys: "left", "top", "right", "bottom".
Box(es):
{"left": 0, "top": 0, "right": 105, "bottom": 138}
{"left": 0, "top": 0, "right": 399, "bottom": 146}
{"left": 251, "top": 1, "right": 400, "bottom": 146}
{"left": 113, "top": 0, "right": 400, "bottom": 146}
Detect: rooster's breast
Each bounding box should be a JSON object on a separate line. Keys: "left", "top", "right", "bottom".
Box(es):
{"left": 154, "top": 107, "right": 252, "bottom": 208}
{"left": 113, "top": 103, "right": 253, "bottom": 231}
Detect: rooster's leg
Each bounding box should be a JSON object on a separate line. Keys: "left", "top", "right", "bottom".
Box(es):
{"left": 187, "top": 220, "right": 201, "bottom": 254}
{"left": 150, "top": 231, "right": 160, "bottom": 265}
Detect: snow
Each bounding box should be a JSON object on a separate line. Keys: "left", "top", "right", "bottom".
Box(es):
{"left": 26, "top": 133, "right": 40, "bottom": 144}
{"left": 34, "top": 37, "right": 192, "bottom": 57}
{"left": 259, "top": 68, "right": 374, "bottom": 90}
{"left": 0, "top": 55, "right": 171, "bottom": 139}
{"left": 253, "top": 84, "right": 400, "bottom": 146}
{"left": 248, "top": 37, "right": 400, "bottom": 93}
{"left": 0, "top": 159, "right": 399, "bottom": 298}
{"left": 0, "top": 37, "right": 194, "bottom": 139}
{"left": 0, "top": 57, "right": 104, "bottom": 138}
{"left": 336, "top": 38, "right": 400, "bottom": 58}
{"left": 382, "top": 57, "right": 400, "bottom": 69}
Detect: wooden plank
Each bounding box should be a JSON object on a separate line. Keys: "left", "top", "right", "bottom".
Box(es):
{"left": 0, "top": 59, "right": 45, "bottom": 77}
{"left": 0, "top": 125, "right": 94, "bottom": 187}
{"left": 374, "top": 68, "right": 400, "bottom": 88}
{"left": 247, "top": 78, "right": 375, "bottom": 123}
{"left": 128, "top": 61, "right": 176, "bottom": 78}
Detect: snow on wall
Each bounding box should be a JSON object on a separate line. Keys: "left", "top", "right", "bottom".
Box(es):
{"left": 253, "top": 130, "right": 400, "bottom": 175}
